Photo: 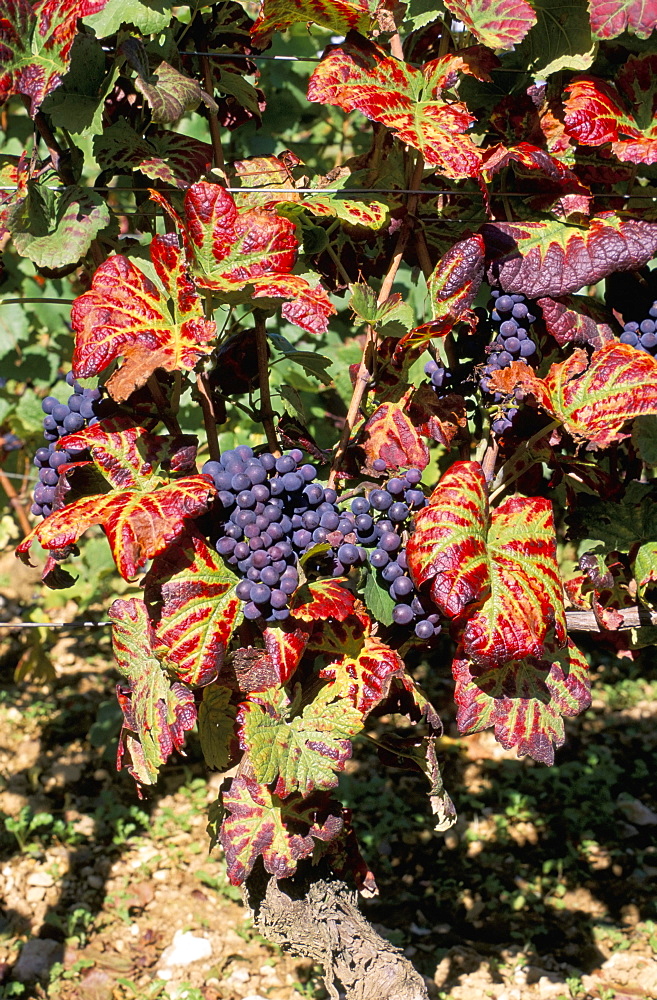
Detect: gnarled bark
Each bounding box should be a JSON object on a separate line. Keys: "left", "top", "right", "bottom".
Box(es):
{"left": 244, "top": 864, "right": 428, "bottom": 1000}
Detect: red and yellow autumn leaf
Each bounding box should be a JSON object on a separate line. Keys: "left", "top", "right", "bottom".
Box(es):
{"left": 360, "top": 392, "right": 430, "bottom": 472}
{"left": 536, "top": 294, "right": 618, "bottom": 349}
{"left": 0, "top": 0, "right": 108, "bottom": 114}
{"left": 251, "top": 0, "right": 375, "bottom": 47}
{"left": 71, "top": 235, "right": 217, "bottom": 402}
{"left": 401, "top": 235, "right": 485, "bottom": 348}
{"left": 263, "top": 625, "right": 310, "bottom": 684}
{"left": 151, "top": 182, "right": 335, "bottom": 334}
{"left": 307, "top": 35, "right": 482, "bottom": 179}
{"left": 17, "top": 476, "right": 216, "bottom": 580}
{"left": 110, "top": 598, "right": 196, "bottom": 785}
{"left": 220, "top": 775, "right": 343, "bottom": 884}
{"left": 452, "top": 639, "right": 591, "bottom": 765}
{"left": 488, "top": 343, "right": 657, "bottom": 448}
{"left": 144, "top": 531, "right": 242, "bottom": 688}
{"left": 482, "top": 214, "right": 657, "bottom": 298}
{"left": 407, "top": 461, "right": 566, "bottom": 668}
{"left": 588, "top": 0, "right": 657, "bottom": 39}
{"left": 564, "top": 57, "right": 657, "bottom": 164}
{"left": 237, "top": 684, "right": 363, "bottom": 797}
{"left": 289, "top": 578, "right": 356, "bottom": 622}
{"left": 319, "top": 632, "right": 406, "bottom": 718}
{"left": 443, "top": 0, "right": 536, "bottom": 50}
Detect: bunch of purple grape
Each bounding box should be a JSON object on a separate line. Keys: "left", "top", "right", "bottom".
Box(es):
{"left": 32, "top": 373, "right": 103, "bottom": 518}
{"left": 202, "top": 446, "right": 343, "bottom": 622}
{"left": 480, "top": 291, "right": 538, "bottom": 435}
{"left": 424, "top": 357, "right": 451, "bottom": 391}
{"left": 356, "top": 471, "right": 441, "bottom": 639}
{"left": 620, "top": 301, "right": 657, "bottom": 355}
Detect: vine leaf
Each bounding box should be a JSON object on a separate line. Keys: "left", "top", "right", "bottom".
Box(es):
{"left": 536, "top": 294, "right": 618, "bottom": 349}
{"left": 289, "top": 579, "right": 356, "bottom": 622}
{"left": 588, "top": 0, "right": 657, "bottom": 39}
{"left": 482, "top": 214, "right": 657, "bottom": 298}
{"left": 408, "top": 387, "right": 468, "bottom": 449}
{"left": 60, "top": 419, "right": 198, "bottom": 490}
{"left": 144, "top": 531, "right": 242, "bottom": 688}
{"left": 251, "top": 0, "right": 376, "bottom": 46}
{"left": 361, "top": 392, "right": 430, "bottom": 472}
{"left": 443, "top": 0, "right": 536, "bottom": 50}
{"left": 94, "top": 120, "right": 213, "bottom": 189}
{"left": 489, "top": 344, "right": 657, "bottom": 448}
{"left": 8, "top": 184, "right": 111, "bottom": 269}
{"left": 151, "top": 182, "right": 335, "bottom": 334}
{"left": 319, "top": 632, "right": 406, "bottom": 717}
{"left": 263, "top": 626, "right": 310, "bottom": 684}
{"left": 407, "top": 461, "right": 566, "bottom": 668}
{"left": 238, "top": 685, "right": 363, "bottom": 797}
{"left": 452, "top": 639, "right": 591, "bottom": 765}
{"left": 307, "top": 34, "right": 482, "bottom": 179}
{"left": 403, "top": 235, "right": 485, "bottom": 347}
{"left": 220, "top": 775, "right": 344, "bottom": 884}
{"left": 71, "top": 234, "right": 216, "bottom": 401}
{"left": 198, "top": 684, "right": 237, "bottom": 771}
{"left": 109, "top": 598, "right": 197, "bottom": 785}
{"left": 16, "top": 476, "right": 216, "bottom": 581}
{"left": 564, "top": 57, "right": 657, "bottom": 164}
{"left": 0, "top": 0, "right": 109, "bottom": 114}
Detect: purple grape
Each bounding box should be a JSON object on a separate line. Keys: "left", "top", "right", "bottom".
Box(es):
{"left": 415, "top": 620, "right": 435, "bottom": 640}
{"left": 370, "top": 489, "right": 392, "bottom": 511}
{"left": 392, "top": 604, "right": 414, "bottom": 625}
{"left": 338, "top": 543, "right": 359, "bottom": 565}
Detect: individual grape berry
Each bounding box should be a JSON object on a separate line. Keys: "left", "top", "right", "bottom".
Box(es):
{"left": 392, "top": 604, "right": 414, "bottom": 625}
{"left": 372, "top": 458, "right": 386, "bottom": 472}
{"left": 415, "top": 620, "right": 435, "bottom": 640}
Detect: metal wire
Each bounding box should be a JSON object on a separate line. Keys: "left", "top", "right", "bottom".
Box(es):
{"left": 0, "top": 620, "right": 111, "bottom": 629}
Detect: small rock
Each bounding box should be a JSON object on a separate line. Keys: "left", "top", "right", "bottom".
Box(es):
{"left": 242, "top": 995, "right": 269, "bottom": 1000}
{"left": 27, "top": 871, "right": 55, "bottom": 888}
{"left": 537, "top": 977, "right": 569, "bottom": 999}
{"left": 157, "top": 930, "right": 213, "bottom": 970}
{"left": 12, "top": 938, "right": 62, "bottom": 982}
{"left": 227, "top": 967, "right": 250, "bottom": 984}
{"left": 616, "top": 794, "right": 657, "bottom": 826}
{"left": 25, "top": 886, "right": 46, "bottom": 904}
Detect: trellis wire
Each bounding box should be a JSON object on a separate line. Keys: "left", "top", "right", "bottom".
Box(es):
{"left": 0, "top": 620, "right": 111, "bottom": 629}
{"left": 1, "top": 186, "right": 656, "bottom": 200}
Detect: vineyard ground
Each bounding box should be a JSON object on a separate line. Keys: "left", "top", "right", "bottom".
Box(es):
{"left": 1, "top": 560, "right": 657, "bottom": 1000}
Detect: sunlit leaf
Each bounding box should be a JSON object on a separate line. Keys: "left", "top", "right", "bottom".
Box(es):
{"left": 238, "top": 685, "right": 363, "bottom": 797}
{"left": 110, "top": 598, "right": 196, "bottom": 784}
{"left": 0, "top": 0, "right": 109, "bottom": 114}
{"left": 588, "top": 0, "right": 657, "bottom": 38}
{"left": 8, "top": 185, "right": 110, "bottom": 269}
{"left": 488, "top": 344, "right": 657, "bottom": 448}
{"left": 452, "top": 639, "right": 591, "bottom": 765}
{"left": 361, "top": 393, "right": 430, "bottom": 473}
{"left": 220, "top": 775, "right": 343, "bottom": 884}
{"left": 71, "top": 234, "right": 217, "bottom": 401}
{"left": 263, "top": 625, "right": 310, "bottom": 684}
{"left": 564, "top": 57, "right": 657, "bottom": 164}
{"left": 536, "top": 294, "right": 618, "bottom": 348}
{"left": 17, "top": 476, "right": 216, "bottom": 580}
{"left": 443, "top": 0, "right": 536, "bottom": 49}
{"left": 144, "top": 531, "right": 242, "bottom": 687}
{"left": 407, "top": 461, "right": 567, "bottom": 667}
{"left": 289, "top": 579, "right": 356, "bottom": 622}
{"left": 94, "top": 120, "right": 213, "bottom": 189}
{"left": 319, "top": 632, "right": 406, "bottom": 717}
{"left": 402, "top": 235, "right": 484, "bottom": 347}
{"left": 307, "top": 34, "right": 482, "bottom": 179}
{"left": 198, "top": 684, "right": 237, "bottom": 771}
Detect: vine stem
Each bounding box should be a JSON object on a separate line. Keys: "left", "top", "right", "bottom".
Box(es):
{"left": 197, "top": 291, "right": 222, "bottom": 463}
{"left": 488, "top": 419, "right": 561, "bottom": 502}
{"left": 328, "top": 154, "right": 425, "bottom": 489}
{"left": 0, "top": 467, "right": 31, "bottom": 537}
{"left": 254, "top": 310, "right": 280, "bottom": 456}
{"left": 194, "top": 22, "right": 227, "bottom": 184}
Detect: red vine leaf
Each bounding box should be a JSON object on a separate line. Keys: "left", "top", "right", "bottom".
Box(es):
{"left": 442, "top": 0, "right": 537, "bottom": 50}
{"left": 151, "top": 182, "right": 335, "bottom": 334}
{"left": 537, "top": 294, "right": 618, "bottom": 348}
{"left": 402, "top": 235, "right": 485, "bottom": 348}
{"left": 452, "top": 639, "right": 591, "bottom": 765}
{"left": 319, "top": 632, "right": 406, "bottom": 717}
{"left": 407, "top": 461, "right": 566, "bottom": 668}
{"left": 71, "top": 234, "right": 216, "bottom": 401}
{"left": 307, "top": 34, "right": 482, "bottom": 179}
{"left": 482, "top": 214, "right": 657, "bottom": 298}
{"left": 408, "top": 387, "right": 468, "bottom": 449}
{"left": 60, "top": 419, "right": 198, "bottom": 489}
{"left": 17, "top": 476, "right": 216, "bottom": 581}
{"left": 361, "top": 391, "right": 430, "bottom": 472}
{"left": 237, "top": 685, "right": 363, "bottom": 797}
{"left": 0, "top": 0, "right": 108, "bottom": 114}
{"left": 263, "top": 626, "right": 310, "bottom": 684}
{"left": 110, "top": 598, "right": 197, "bottom": 785}
{"left": 289, "top": 579, "right": 356, "bottom": 622}
{"left": 144, "top": 531, "right": 242, "bottom": 688}
{"left": 220, "top": 775, "right": 343, "bottom": 884}
{"left": 251, "top": 0, "right": 376, "bottom": 47}
{"left": 588, "top": 0, "right": 657, "bottom": 39}
{"left": 488, "top": 344, "right": 657, "bottom": 448}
